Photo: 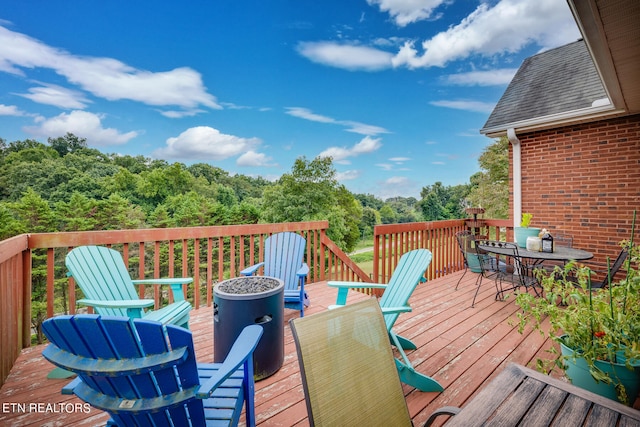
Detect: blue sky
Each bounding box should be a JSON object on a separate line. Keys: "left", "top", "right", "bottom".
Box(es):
{"left": 0, "top": 1, "right": 580, "bottom": 199}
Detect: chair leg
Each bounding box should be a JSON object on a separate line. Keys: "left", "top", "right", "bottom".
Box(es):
{"left": 395, "top": 359, "right": 444, "bottom": 392}
{"left": 389, "top": 332, "right": 444, "bottom": 392}
{"left": 393, "top": 333, "right": 417, "bottom": 351}
{"left": 455, "top": 265, "right": 468, "bottom": 290}
{"left": 470, "top": 274, "right": 483, "bottom": 307}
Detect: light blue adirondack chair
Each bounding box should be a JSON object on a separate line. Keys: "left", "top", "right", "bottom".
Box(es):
{"left": 241, "top": 232, "right": 310, "bottom": 317}
{"left": 66, "top": 245, "right": 192, "bottom": 329}
{"left": 42, "top": 315, "right": 263, "bottom": 427}
{"left": 328, "top": 249, "right": 444, "bottom": 392}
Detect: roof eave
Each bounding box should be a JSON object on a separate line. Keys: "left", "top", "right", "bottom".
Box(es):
{"left": 566, "top": 0, "right": 627, "bottom": 111}
{"left": 480, "top": 105, "right": 625, "bottom": 138}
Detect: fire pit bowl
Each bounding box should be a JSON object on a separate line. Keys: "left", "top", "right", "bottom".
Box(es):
{"left": 213, "top": 276, "right": 284, "bottom": 380}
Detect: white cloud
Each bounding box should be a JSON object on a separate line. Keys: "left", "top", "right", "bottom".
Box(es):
{"left": 444, "top": 68, "right": 518, "bottom": 86}
{"left": 24, "top": 110, "right": 138, "bottom": 145}
{"left": 159, "top": 109, "right": 205, "bottom": 119}
{"left": 367, "top": 0, "right": 447, "bottom": 27}
{"left": 342, "top": 121, "right": 390, "bottom": 136}
{"left": 389, "top": 157, "right": 411, "bottom": 162}
{"left": 296, "top": 41, "right": 393, "bottom": 71}
{"left": 286, "top": 107, "right": 389, "bottom": 136}
{"left": 375, "top": 175, "right": 421, "bottom": 199}
{"left": 336, "top": 170, "right": 360, "bottom": 181}
{"left": 154, "top": 126, "right": 262, "bottom": 161}
{"left": 319, "top": 136, "right": 382, "bottom": 162}
{"left": 430, "top": 100, "right": 496, "bottom": 113}
{"left": 17, "top": 83, "right": 90, "bottom": 109}
{"left": 0, "top": 104, "right": 28, "bottom": 116}
{"left": 392, "top": 0, "right": 580, "bottom": 69}
{"left": 285, "top": 107, "right": 336, "bottom": 123}
{"left": 236, "top": 150, "right": 276, "bottom": 167}
{"left": 0, "top": 25, "right": 220, "bottom": 112}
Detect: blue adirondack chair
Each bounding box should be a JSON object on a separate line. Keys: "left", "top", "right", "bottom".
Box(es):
{"left": 328, "top": 249, "right": 444, "bottom": 392}
{"left": 66, "top": 246, "right": 192, "bottom": 329}
{"left": 241, "top": 232, "right": 309, "bottom": 317}
{"left": 42, "top": 315, "right": 263, "bottom": 427}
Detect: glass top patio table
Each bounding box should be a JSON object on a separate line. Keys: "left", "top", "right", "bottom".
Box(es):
{"left": 477, "top": 243, "right": 593, "bottom": 263}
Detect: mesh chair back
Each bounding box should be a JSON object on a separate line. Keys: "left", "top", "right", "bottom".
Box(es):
{"left": 290, "top": 299, "right": 412, "bottom": 427}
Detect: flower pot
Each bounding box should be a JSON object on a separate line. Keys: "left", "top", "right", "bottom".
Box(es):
{"left": 514, "top": 227, "right": 541, "bottom": 248}
{"left": 560, "top": 337, "right": 640, "bottom": 405}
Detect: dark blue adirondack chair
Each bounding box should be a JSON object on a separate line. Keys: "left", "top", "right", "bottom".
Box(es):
{"left": 42, "top": 315, "right": 263, "bottom": 427}
{"left": 328, "top": 249, "right": 444, "bottom": 392}
{"left": 66, "top": 246, "right": 192, "bottom": 329}
{"left": 241, "top": 232, "right": 309, "bottom": 317}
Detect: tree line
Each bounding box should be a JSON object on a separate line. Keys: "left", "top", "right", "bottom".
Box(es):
{"left": 1, "top": 133, "right": 509, "bottom": 251}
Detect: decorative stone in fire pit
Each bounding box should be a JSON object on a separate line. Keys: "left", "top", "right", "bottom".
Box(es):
{"left": 213, "top": 276, "right": 284, "bottom": 380}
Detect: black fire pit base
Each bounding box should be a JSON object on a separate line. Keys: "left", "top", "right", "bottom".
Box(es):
{"left": 213, "top": 276, "right": 284, "bottom": 380}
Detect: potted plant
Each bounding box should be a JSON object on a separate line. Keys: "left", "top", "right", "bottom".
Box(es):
{"left": 515, "top": 217, "right": 640, "bottom": 405}
{"left": 514, "top": 213, "right": 541, "bottom": 248}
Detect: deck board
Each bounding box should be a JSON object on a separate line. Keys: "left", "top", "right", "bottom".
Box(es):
{"left": 2, "top": 270, "right": 633, "bottom": 426}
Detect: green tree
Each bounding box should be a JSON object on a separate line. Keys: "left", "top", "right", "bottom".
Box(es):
{"left": 54, "top": 192, "right": 98, "bottom": 231}
{"left": 379, "top": 204, "right": 397, "bottom": 224}
{"left": 95, "top": 194, "right": 146, "bottom": 230}
{"left": 466, "top": 136, "right": 509, "bottom": 218}
{"left": 418, "top": 182, "right": 469, "bottom": 220}
{"left": 261, "top": 156, "right": 360, "bottom": 251}
{"left": 359, "top": 206, "right": 381, "bottom": 238}
{"left": 48, "top": 133, "right": 87, "bottom": 156}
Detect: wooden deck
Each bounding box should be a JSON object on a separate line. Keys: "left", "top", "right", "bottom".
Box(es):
{"left": 1, "top": 269, "right": 630, "bottom": 426}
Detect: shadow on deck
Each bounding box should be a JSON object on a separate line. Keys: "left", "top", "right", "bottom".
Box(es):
{"left": 1, "top": 270, "right": 562, "bottom": 426}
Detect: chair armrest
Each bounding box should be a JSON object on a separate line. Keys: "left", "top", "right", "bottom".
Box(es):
{"left": 297, "top": 263, "right": 309, "bottom": 277}
{"left": 328, "top": 281, "right": 387, "bottom": 306}
{"left": 61, "top": 377, "right": 83, "bottom": 395}
{"left": 131, "top": 278, "right": 193, "bottom": 285}
{"left": 380, "top": 306, "right": 412, "bottom": 315}
{"left": 77, "top": 298, "right": 155, "bottom": 309}
{"left": 240, "top": 262, "right": 265, "bottom": 276}
{"left": 196, "top": 325, "right": 264, "bottom": 398}
{"left": 131, "top": 278, "right": 192, "bottom": 302}
{"left": 423, "top": 406, "right": 461, "bottom": 427}
{"left": 327, "top": 281, "right": 387, "bottom": 289}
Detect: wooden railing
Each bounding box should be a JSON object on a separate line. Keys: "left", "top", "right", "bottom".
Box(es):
{"left": 373, "top": 219, "right": 513, "bottom": 284}
{"left": 0, "top": 218, "right": 511, "bottom": 388}
{"left": 0, "top": 221, "right": 371, "bottom": 388}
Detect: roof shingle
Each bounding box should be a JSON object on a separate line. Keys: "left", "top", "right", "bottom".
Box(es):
{"left": 481, "top": 40, "right": 607, "bottom": 134}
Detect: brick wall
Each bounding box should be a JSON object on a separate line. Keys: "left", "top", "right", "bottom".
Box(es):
{"left": 509, "top": 113, "right": 640, "bottom": 275}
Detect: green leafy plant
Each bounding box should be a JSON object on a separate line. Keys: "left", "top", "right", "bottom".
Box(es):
{"left": 520, "top": 212, "right": 533, "bottom": 228}
{"left": 515, "top": 212, "right": 639, "bottom": 404}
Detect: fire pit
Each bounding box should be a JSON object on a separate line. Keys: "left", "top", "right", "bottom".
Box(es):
{"left": 213, "top": 276, "right": 284, "bottom": 380}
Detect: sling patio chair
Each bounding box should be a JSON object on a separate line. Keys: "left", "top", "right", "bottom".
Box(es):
{"left": 42, "top": 315, "right": 263, "bottom": 427}
{"left": 66, "top": 245, "right": 192, "bottom": 329}
{"left": 327, "top": 249, "right": 443, "bottom": 392}
{"left": 290, "top": 299, "right": 449, "bottom": 426}
{"left": 241, "top": 232, "right": 309, "bottom": 317}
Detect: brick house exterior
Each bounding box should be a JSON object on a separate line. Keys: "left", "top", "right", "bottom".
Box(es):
{"left": 513, "top": 114, "right": 640, "bottom": 269}
{"left": 480, "top": 1, "right": 639, "bottom": 272}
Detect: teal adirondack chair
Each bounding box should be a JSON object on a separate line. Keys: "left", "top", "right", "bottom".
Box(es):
{"left": 328, "top": 249, "right": 444, "bottom": 392}
{"left": 241, "top": 232, "right": 309, "bottom": 317}
{"left": 66, "top": 246, "right": 193, "bottom": 329}
{"left": 42, "top": 315, "right": 263, "bottom": 427}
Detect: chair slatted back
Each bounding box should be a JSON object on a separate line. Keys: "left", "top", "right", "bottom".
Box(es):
{"left": 263, "top": 232, "right": 306, "bottom": 292}
{"left": 42, "top": 315, "right": 206, "bottom": 426}
{"left": 378, "top": 249, "right": 432, "bottom": 331}
{"left": 66, "top": 246, "right": 139, "bottom": 317}
{"left": 290, "top": 299, "right": 412, "bottom": 427}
